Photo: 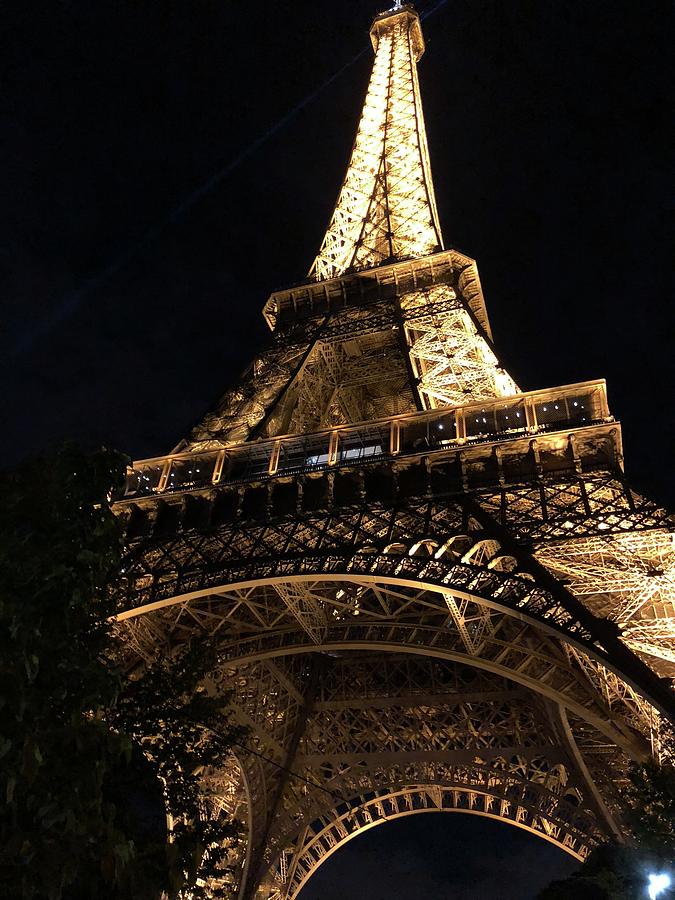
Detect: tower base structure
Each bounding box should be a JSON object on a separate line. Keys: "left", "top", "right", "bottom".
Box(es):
{"left": 111, "top": 5, "right": 675, "bottom": 898}
{"left": 114, "top": 365, "right": 674, "bottom": 897}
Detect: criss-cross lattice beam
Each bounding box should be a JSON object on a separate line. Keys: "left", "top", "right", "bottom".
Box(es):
{"left": 309, "top": 7, "right": 442, "bottom": 281}
{"left": 271, "top": 584, "right": 328, "bottom": 644}
{"left": 536, "top": 532, "right": 675, "bottom": 666}
{"left": 400, "top": 284, "right": 519, "bottom": 406}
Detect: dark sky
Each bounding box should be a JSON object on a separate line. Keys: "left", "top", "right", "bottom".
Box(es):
{"left": 2, "top": 0, "right": 673, "bottom": 892}
{"left": 2, "top": 0, "right": 674, "bottom": 502}
{"left": 297, "top": 813, "right": 578, "bottom": 899}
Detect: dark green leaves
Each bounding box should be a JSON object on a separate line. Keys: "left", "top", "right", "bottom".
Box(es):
{"left": 0, "top": 445, "right": 242, "bottom": 899}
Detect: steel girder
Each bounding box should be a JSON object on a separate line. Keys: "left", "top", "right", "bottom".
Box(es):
{"left": 117, "top": 468, "right": 671, "bottom": 641}
{"left": 110, "top": 3, "right": 675, "bottom": 895}
{"left": 184, "top": 270, "right": 512, "bottom": 452}
{"left": 113, "top": 471, "right": 674, "bottom": 898}
{"left": 400, "top": 283, "right": 517, "bottom": 408}
{"left": 277, "top": 782, "right": 591, "bottom": 899}
{"left": 536, "top": 532, "right": 675, "bottom": 666}
{"left": 114, "top": 587, "right": 641, "bottom": 899}
{"left": 252, "top": 660, "right": 610, "bottom": 898}
{"left": 183, "top": 5, "right": 512, "bottom": 453}
{"left": 309, "top": 8, "right": 442, "bottom": 281}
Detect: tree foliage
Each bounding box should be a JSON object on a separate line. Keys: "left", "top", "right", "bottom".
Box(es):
{"left": 0, "top": 445, "right": 128, "bottom": 898}
{"left": 538, "top": 731, "right": 675, "bottom": 899}
{"left": 110, "top": 640, "right": 245, "bottom": 899}
{"left": 624, "top": 733, "right": 675, "bottom": 860}
{"left": 538, "top": 843, "right": 654, "bottom": 899}
{"left": 0, "top": 445, "right": 243, "bottom": 899}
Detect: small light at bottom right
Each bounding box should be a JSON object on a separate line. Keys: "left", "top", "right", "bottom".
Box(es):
{"left": 648, "top": 872, "right": 671, "bottom": 899}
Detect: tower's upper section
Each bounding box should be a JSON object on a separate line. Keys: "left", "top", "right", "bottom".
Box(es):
{"left": 309, "top": 4, "right": 444, "bottom": 281}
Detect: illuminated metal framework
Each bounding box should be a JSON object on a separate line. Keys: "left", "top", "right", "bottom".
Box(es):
{"left": 309, "top": 6, "right": 442, "bottom": 281}
{"left": 122, "top": 380, "right": 612, "bottom": 501}
{"left": 184, "top": 248, "right": 516, "bottom": 450}
{"left": 112, "top": 5, "right": 675, "bottom": 899}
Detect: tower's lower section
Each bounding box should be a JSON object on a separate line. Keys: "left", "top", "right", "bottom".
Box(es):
{"left": 114, "top": 421, "right": 674, "bottom": 897}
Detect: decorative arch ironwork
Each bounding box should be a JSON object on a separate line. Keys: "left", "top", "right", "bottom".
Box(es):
{"left": 114, "top": 561, "right": 659, "bottom": 899}
{"left": 269, "top": 782, "right": 593, "bottom": 900}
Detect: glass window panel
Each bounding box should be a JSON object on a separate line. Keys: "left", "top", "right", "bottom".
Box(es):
{"left": 565, "top": 393, "right": 591, "bottom": 425}
{"left": 426, "top": 411, "right": 457, "bottom": 447}
{"left": 304, "top": 433, "right": 332, "bottom": 469}
{"left": 121, "top": 467, "right": 144, "bottom": 499}
{"left": 277, "top": 435, "right": 330, "bottom": 474}
{"left": 494, "top": 400, "right": 526, "bottom": 434}
{"left": 226, "top": 448, "right": 254, "bottom": 481}
{"left": 399, "top": 417, "right": 431, "bottom": 454}
{"left": 168, "top": 455, "right": 216, "bottom": 491}
{"left": 535, "top": 395, "right": 572, "bottom": 430}
{"left": 465, "top": 407, "right": 499, "bottom": 440}
{"left": 243, "top": 446, "right": 273, "bottom": 479}
{"left": 276, "top": 439, "right": 307, "bottom": 474}
{"left": 128, "top": 463, "right": 165, "bottom": 497}
{"left": 338, "top": 426, "right": 386, "bottom": 464}
{"left": 565, "top": 388, "right": 603, "bottom": 423}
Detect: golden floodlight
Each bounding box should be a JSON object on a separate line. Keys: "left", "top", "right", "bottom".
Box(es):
{"left": 111, "top": 3, "right": 675, "bottom": 898}
{"left": 310, "top": 7, "right": 442, "bottom": 281}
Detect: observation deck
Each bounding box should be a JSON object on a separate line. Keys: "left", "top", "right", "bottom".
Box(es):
{"left": 116, "top": 379, "right": 618, "bottom": 507}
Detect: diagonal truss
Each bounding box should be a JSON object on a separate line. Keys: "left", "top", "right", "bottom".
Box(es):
{"left": 108, "top": 2, "right": 675, "bottom": 897}
{"left": 309, "top": 7, "right": 442, "bottom": 281}
{"left": 275, "top": 775, "right": 596, "bottom": 900}
{"left": 112, "top": 480, "right": 674, "bottom": 898}
{"left": 111, "top": 466, "right": 674, "bottom": 898}
{"left": 271, "top": 584, "right": 328, "bottom": 645}
{"left": 536, "top": 532, "right": 675, "bottom": 666}
{"left": 400, "top": 283, "right": 519, "bottom": 406}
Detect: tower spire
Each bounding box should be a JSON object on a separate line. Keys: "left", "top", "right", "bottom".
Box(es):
{"left": 114, "top": 8, "right": 675, "bottom": 897}
{"left": 309, "top": 4, "right": 443, "bottom": 281}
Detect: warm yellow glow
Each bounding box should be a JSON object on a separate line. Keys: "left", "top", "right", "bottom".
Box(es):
{"left": 275, "top": 784, "right": 587, "bottom": 900}
{"left": 110, "top": 7, "right": 675, "bottom": 899}
{"left": 401, "top": 284, "right": 519, "bottom": 406}
{"left": 537, "top": 531, "right": 675, "bottom": 668}
{"left": 310, "top": 8, "right": 442, "bottom": 281}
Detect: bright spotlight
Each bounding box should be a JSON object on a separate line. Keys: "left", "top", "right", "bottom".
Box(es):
{"left": 648, "top": 872, "right": 671, "bottom": 900}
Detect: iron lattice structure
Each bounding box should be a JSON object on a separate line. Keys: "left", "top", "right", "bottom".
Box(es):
{"left": 112, "top": 5, "right": 675, "bottom": 898}
{"left": 309, "top": 7, "right": 442, "bottom": 281}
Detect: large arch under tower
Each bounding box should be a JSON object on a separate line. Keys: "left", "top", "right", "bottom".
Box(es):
{"left": 111, "top": 4, "right": 675, "bottom": 898}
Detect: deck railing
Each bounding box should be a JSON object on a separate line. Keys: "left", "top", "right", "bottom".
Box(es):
{"left": 118, "top": 380, "right": 609, "bottom": 502}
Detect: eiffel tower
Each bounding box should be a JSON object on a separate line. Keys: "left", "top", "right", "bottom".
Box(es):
{"left": 113, "top": 4, "right": 675, "bottom": 898}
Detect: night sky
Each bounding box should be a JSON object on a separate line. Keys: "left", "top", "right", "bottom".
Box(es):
{"left": 3, "top": 0, "right": 673, "bottom": 893}
{"left": 297, "top": 814, "right": 578, "bottom": 899}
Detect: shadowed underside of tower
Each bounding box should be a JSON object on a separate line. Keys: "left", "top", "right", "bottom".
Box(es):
{"left": 111, "top": 4, "right": 675, "bottom": 898}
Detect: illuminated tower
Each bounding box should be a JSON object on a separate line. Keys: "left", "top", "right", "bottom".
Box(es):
{"left": 113, "top": 5, "right": 675, "bottom": 898}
